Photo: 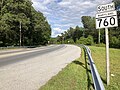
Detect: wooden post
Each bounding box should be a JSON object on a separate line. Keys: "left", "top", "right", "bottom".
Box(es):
{"left": 105, "top": 28, "right": 110, "bottom": 85}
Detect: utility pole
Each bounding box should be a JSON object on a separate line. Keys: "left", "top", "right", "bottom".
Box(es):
{"left": 20, "top": 21, "right": 22, "bottom": 47}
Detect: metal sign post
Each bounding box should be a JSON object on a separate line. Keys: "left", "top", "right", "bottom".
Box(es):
{"left": 105, "top": 28, "right": 110, "bottom": 85}
{"left": 98, "top": 29, "right": 100, "bottom": 44}
{"left": 96, "top": 2, "right": 118, "bottom": 85}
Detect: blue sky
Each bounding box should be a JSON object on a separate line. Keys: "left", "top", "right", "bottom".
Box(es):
{"left": 31, "top": 0, "right": 112, "bottom": 37}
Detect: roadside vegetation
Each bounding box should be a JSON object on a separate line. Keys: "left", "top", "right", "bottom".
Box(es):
{"left": 40, "top": 46, "right": 120, "bottom": 90}
{"left": 0, "top": 0, "right": 51, "bottom": 47}
{"left": 40, "top": 49, "right": 89, "bottom": 90}
{"left": 89, "top": 46, "right": 120, "bottom": 90}
{"left": 50, "top": 0, "right": 120, "bottom": 49}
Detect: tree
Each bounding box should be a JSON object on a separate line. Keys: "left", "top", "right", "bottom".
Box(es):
{"left": 72, "top": 26, "right": 83, "bottom": 42}
{"left": 0, "top": 0, "right": 51, "bottom": 46}
{"left": 113, "top": 0, "right": 120, "bottom": 26}
{"left": 56, "top": 26, "right": 84, "bottom": 43}
{"left": 81, "top": 16, "right": 95, "bottom": 29}
{"left": 81, "top": 16, "right": 98, "bottom": 43}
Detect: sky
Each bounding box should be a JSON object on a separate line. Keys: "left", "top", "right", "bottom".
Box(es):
{"left": 31, "top": 0, "right": 112, "bottom": 37}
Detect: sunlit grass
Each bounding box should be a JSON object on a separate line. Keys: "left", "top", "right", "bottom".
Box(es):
{"left": 40, "top": 49, "right": 89, "bottom": 90}
{"left": 89, "top": 46, "right": 120, "bottom": 90}
{"left": 40, "top": 46, "right": 120, "bottom": 90}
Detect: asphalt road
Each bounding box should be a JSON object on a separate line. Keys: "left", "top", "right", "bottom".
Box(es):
{"left": 0, "top": 45, "right": 65, "bottom": 67}
{"left": 0, "top": 44, "right": 81, "bottom": 90}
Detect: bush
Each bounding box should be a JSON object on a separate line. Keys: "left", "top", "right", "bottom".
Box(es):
{"left": 78, "top": 37, "right": 87, "bottom": 44}
{"left": 77, "top": 35, "right": 94, "bottom": 45}
{"left": 110, "top": 36, "right": 120, "bottom": 48}
{"left": 95, "top": 43, "right": 105, "bottom": 47}
{"left": 86, "top": 35, "right": 94, "bottom": 45}
{"left": 66, "top": 38, "right": 75, "bottom": 44}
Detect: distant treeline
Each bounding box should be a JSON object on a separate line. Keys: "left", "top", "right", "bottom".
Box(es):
{"left": 0, "top": 0, "right": 51, "bottom": 46}
{"left": 53, "top": 0, "right": 120, "bottom": 48}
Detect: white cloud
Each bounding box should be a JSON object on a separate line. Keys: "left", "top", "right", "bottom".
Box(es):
{"left": 43, "top": 0, "right": 54, "bottom": 5}
{"left": 58, "top": 1, "right": 71, "bottom": 6}
{"left": 52, "top": 28, "right": 64, "bottom": 37}
{"left": 32, "top": 0, "right": 113, "bottom": 37}
{"left": 32, "top": 1, "right": 48, "bottom": 11}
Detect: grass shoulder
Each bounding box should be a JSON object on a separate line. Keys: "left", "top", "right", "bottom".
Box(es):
{"left": 40, "top": 49, "right": 91, "bottom": 90}
{"left": 40, "top": 46, "right": 120, "bottom": 90}
{"left": 89, "top": 46, "right": 120, "bottom": 90}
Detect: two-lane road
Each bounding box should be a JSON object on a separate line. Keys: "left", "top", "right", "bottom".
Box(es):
{"left": 0, "top": 45, "right": 81, "bottom": 90}
{"left": 0, "top": 45, "right": 65, "bottom": 67}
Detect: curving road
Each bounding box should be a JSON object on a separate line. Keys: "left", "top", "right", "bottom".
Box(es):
{"left": 0, "top": 44, "right": 81, "bottom": 90}
{"left": 0, "top": 45, "right": 65, "bottom": 67}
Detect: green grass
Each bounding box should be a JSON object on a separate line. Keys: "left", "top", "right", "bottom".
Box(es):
{"left": 0, "top": 47, "right": 21, "bottom": 50}
{"left": 40, "top": 46, "right": 120, "bottom": 90}
{"left": 89, "top": 46, "right": 120, "bottom": 90}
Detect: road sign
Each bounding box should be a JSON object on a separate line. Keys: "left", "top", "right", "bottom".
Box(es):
{"left": 97, "top": 2, "right": 115, "bottom": 13}
{"left": 96, "top": 2, "right": 118, "bottom": 85}
{"left": 96, "top": 11, "right": 118, "bottom": 29}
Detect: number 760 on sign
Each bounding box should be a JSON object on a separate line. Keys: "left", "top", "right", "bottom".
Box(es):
{"left": 96, "top": 11, "right": 118, "bottom": 29}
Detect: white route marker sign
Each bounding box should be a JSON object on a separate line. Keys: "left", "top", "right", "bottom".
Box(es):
{"left": 96, "top": 11, "right": 118, "bottom": 29}
{"left": 95, "top": 2, "right": 118, "bottom": 85}
{"left": 96, "top": 2, "right": 118, "bottom": 29}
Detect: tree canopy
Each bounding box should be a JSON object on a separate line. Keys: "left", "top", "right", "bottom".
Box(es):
{"left": 0, "top": 0, "right": 51, "bottom": 46}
